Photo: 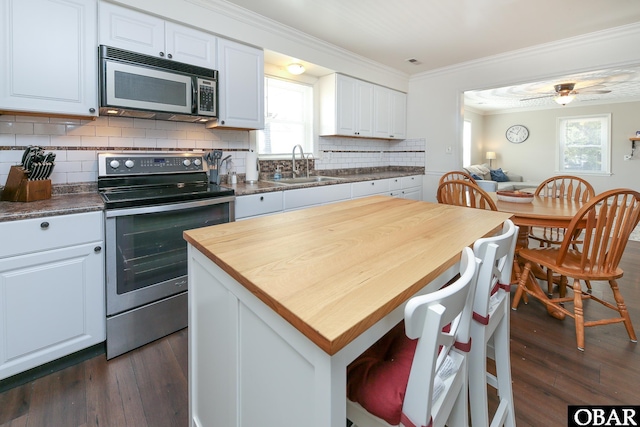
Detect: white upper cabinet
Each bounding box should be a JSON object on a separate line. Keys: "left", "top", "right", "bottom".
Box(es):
{"left": 390, "top": 89, "right": 407, "bottom": 140}
{"left": 99, "top": 2, "right": 216, "bottom": 69}
{"left": 320, "top": 74, "right": 373, "bottom": 137}
{"left": 0, "top": 0, "right": 98, "bottom": 118}
{"left": 320, "top": 74, "right": 405, "bottom": 139}
{"left": 373, "top": 85, "right": 407, "bottom": 140}
{"left": 216, "top": 38, "right": 264, "bottom": 129}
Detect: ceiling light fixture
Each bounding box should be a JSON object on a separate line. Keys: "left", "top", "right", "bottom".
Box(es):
{"left": 287, "top": 63, "right": 305, "bottom": 75}
{"left": 554, "top": 94, "right": 575, "bottom": 105}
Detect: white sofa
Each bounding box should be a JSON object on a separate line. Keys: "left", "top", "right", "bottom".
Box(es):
{"left": 463, "top": 164, "right": 539, "bottom": 192}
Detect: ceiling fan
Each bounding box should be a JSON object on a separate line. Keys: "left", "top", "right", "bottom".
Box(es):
{"left": 520, "top": 82, "right": 611, "bottom": 105}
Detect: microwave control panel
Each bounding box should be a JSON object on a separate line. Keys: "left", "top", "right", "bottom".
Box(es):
{"left": 198, "top": 78, "right": 217, "bottom": 116}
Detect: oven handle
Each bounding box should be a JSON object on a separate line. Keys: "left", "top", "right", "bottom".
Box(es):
{"left": 105, "top": 195, "right": 236, "bottom": 218}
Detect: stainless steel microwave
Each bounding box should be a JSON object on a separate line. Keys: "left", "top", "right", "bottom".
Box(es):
{"left": 99, "top": 45, "right": 218, "bottom": 123}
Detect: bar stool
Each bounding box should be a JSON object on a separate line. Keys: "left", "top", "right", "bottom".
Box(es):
{"left": 346, "top": 247, "right": 480, "bottom": 427}
{"left": 469, "top": 219, "right": 518, "bottom": 427}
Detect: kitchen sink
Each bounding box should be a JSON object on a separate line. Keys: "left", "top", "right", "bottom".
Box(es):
{"left": 263, "top": 176, "right": 345, "bottom": 185}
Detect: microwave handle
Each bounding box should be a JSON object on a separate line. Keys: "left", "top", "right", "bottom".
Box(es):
{"left": 192, "top": 77, "right": 198, "bottom": 114}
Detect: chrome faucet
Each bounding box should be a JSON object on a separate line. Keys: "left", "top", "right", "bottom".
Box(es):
{"left": 292, "top": 144, "right": 305, "bottom": 177}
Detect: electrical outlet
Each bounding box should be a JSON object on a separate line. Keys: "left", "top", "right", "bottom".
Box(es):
{"left": 624, "top": 155, "right": 633, "bottom": 160}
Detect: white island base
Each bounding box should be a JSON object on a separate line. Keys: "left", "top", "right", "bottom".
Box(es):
{"left": 188, "top": 246, "right": 456, "bottom": 427}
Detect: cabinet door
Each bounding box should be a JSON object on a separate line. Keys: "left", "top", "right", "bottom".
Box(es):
{"left": 217, "top": 38, "right": 264, "bottom": 129}
{"left": 164, "top": 21, "right": 217, "bottom": 69}
{"left": 355, "top": 80, "right": 374, "bottom": 137}
{"left": 98, "top": 2, "right": 164, "bottom": 57}
{"left": 335, "top": 75, "right": 357, "bottom": 135}
{"left": 0, "top": 242, "right": 105, "bottom": 380}
{"left": 0, "top": 0, "right": 97, "bottom": 117}
{"left": 373, "top": 86, "right": 392, "bottom": 138}
{"left": 390, "top": 90, "right": 407, "bottom": 139}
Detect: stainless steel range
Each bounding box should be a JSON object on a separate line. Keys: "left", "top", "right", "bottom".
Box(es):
{"left": 98, "top": 151, "right": 235, "bottom": 359}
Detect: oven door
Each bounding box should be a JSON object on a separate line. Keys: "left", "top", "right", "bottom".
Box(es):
{"left": 105, "top": 196, "right": 234, "bottom": 316}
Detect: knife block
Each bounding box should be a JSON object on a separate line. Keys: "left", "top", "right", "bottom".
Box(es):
{"left": 1, "top": 165, "right": 52, "bottom": 202}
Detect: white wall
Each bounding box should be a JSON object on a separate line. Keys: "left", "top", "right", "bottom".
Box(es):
{"left": 409, "top": 23, "right": 640, "bottom": 201}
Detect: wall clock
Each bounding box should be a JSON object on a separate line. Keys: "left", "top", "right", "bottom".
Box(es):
{"left": 506, "top": 125, "right": 529, "bottom": 144}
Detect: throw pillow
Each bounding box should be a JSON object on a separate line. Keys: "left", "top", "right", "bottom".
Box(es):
{"left": 490, "top": 168, "right": 510, "bottom": 182}
{"left": 470, "top": 173, "right": 483, "bottom": 180}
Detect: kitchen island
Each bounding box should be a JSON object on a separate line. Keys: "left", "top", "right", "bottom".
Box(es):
{"left": 184, "top": 196, "right": 512, "bottom": 427}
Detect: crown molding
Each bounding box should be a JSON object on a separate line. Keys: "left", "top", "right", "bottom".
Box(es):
{"left": 410, "top": 22, "right": 640, "bottom": 83}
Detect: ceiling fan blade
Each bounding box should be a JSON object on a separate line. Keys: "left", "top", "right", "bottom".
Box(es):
{"left": 577, "top": 89, "right": 611, "bottom": 95}
{"left": 520, "top": 94, "right": 555, "bottom": 101}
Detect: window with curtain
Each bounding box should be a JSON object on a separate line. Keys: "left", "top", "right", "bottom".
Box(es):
{"left": 258, "top": 76, "right": 313, "bottom": 157}
{"left": 557, "top": 114, "right": 611, "bottom": 174}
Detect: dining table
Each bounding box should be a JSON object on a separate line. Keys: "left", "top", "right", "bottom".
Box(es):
{"left": 488, "top": 192, "right": 587, "bottom": 317}
{"left": 183, "top": 196, "right": 512, "bottom": 427}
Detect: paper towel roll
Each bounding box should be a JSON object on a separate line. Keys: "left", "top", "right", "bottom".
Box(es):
{"left": 245, "top": 150, "right": 259, "bottom": 183}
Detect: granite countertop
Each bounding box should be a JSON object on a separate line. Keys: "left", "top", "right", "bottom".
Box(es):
{"left": 228, "top": 170, "right": 422, "bottom": 196}
{"left": 0, "top": 170, "right": 423, "bottom": 222}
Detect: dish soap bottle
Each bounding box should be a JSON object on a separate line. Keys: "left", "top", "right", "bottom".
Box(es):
{"left": 273, "top": 165, "right": 282, "bottom": 180}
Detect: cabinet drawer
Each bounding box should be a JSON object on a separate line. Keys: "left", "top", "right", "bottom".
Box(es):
{"left": 0, "top": 211, "right": 103, "bottom": 259}
{"left": 389, "top": 177, "right": 402, "bottom": 191}
{"left": 352, "top": 179, "right": 390, "bottom": 198}
{"left": 236, "top": 192, "right": 283, "bottom": 219}
{"left": 402, "top": 175, "right": 422, "bottom": 189}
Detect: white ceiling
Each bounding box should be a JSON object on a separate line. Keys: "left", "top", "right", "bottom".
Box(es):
{"left": 224, "top": 0, "right": 640, "bottom": 110}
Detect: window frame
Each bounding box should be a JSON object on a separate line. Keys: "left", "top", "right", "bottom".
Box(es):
{"left": 556, "top": 113, "right": 611, "bottom": 175}
{"left": 257, "top": 75, "right": 314, "bottom": 159}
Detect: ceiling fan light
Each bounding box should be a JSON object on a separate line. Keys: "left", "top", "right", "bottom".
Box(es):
{"left": 287, "top": 63, "right": 305, "bottom": 75}
{"left": 554, "top": 94, "right": 575, "bottom": 105}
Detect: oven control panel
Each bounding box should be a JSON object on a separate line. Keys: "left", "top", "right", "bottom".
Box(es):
{"left": 98, "top": 152, "right": 206, "bottom": 176}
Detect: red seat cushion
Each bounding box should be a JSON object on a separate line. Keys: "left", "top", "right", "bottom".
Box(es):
{"left": 347, "top": 322, "right": 417, "bottom": 425}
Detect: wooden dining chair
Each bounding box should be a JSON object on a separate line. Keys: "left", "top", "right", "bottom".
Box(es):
{"left": 529, "top": 176, "right": 596, "bottom": 296}
{"left": 437, "top": 179, "right": 497, "bottom": 211}
{"left": 346, "top": 247, "right": 480, "bottom": 427}
{"left": 439, "top": 171, "right": 477, "bottom": 185}
{"left": 512, "top": 189, "right": 640, "bottom": 350}
{"left": 529, "top": 175, "right": 595, "bottom": 247}
{"left": 470, "top": 219, "right": 518, "bottom": 427}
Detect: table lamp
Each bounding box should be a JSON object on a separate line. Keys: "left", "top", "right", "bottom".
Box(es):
{"left": 486, "top": 151, "right": 497, "bottom": 168}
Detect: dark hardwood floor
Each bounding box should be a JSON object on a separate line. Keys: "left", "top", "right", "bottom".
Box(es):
{"left": 1, "top": 241, "right": 639, "bottom": 427}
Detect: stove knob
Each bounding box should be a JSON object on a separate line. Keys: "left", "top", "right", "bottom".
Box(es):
{"left": 109, "top": 160, "right": 120, "bottom": 169}
{"left": 125, "top": 159, "right": 135, "bottom": 168}
{"left": 193, "top": 158, "right": 202, "bottom": 166}
{"left": 183, "top": 159, "right": 192, "bottom": 167}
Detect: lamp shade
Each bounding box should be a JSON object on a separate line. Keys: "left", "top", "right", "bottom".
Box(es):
{"left": 554, "top": 94, "right": 575, "bottom": 105}
{"left": 485, "top": 151, "right": 497, "bottom": 160}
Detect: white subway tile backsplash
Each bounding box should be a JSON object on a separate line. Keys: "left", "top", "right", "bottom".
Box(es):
{"left": 1, "top": 115, "right": 425, "bottom": 186}
{"left": 16, "top": 134, "right": 50, "bottom": 146}
{"left": 66, "top": 124, "right": 96, "bottom": 137}
{"left": 34, "top": 123, "right": 66, "bottom": 135}
{"left": 96, "top": 126, "right": 122, "bottom": 137}
{"left": 0, "top": 121, "right": 34, "bottom": 135}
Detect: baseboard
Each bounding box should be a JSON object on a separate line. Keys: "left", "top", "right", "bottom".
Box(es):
{"left": 0, "top": 342, "right": 106, "bottom": 393}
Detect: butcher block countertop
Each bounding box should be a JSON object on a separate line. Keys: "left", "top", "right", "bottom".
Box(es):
{"left": 183, "top": 196, "right": 512, "bottom": 355}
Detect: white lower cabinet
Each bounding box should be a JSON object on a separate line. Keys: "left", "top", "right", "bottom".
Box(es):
{"left": 0, "top": 212, "right": 105, "bottom": 380}
{"left": 237, "top": 176, "right": 422, "bottom": 220}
